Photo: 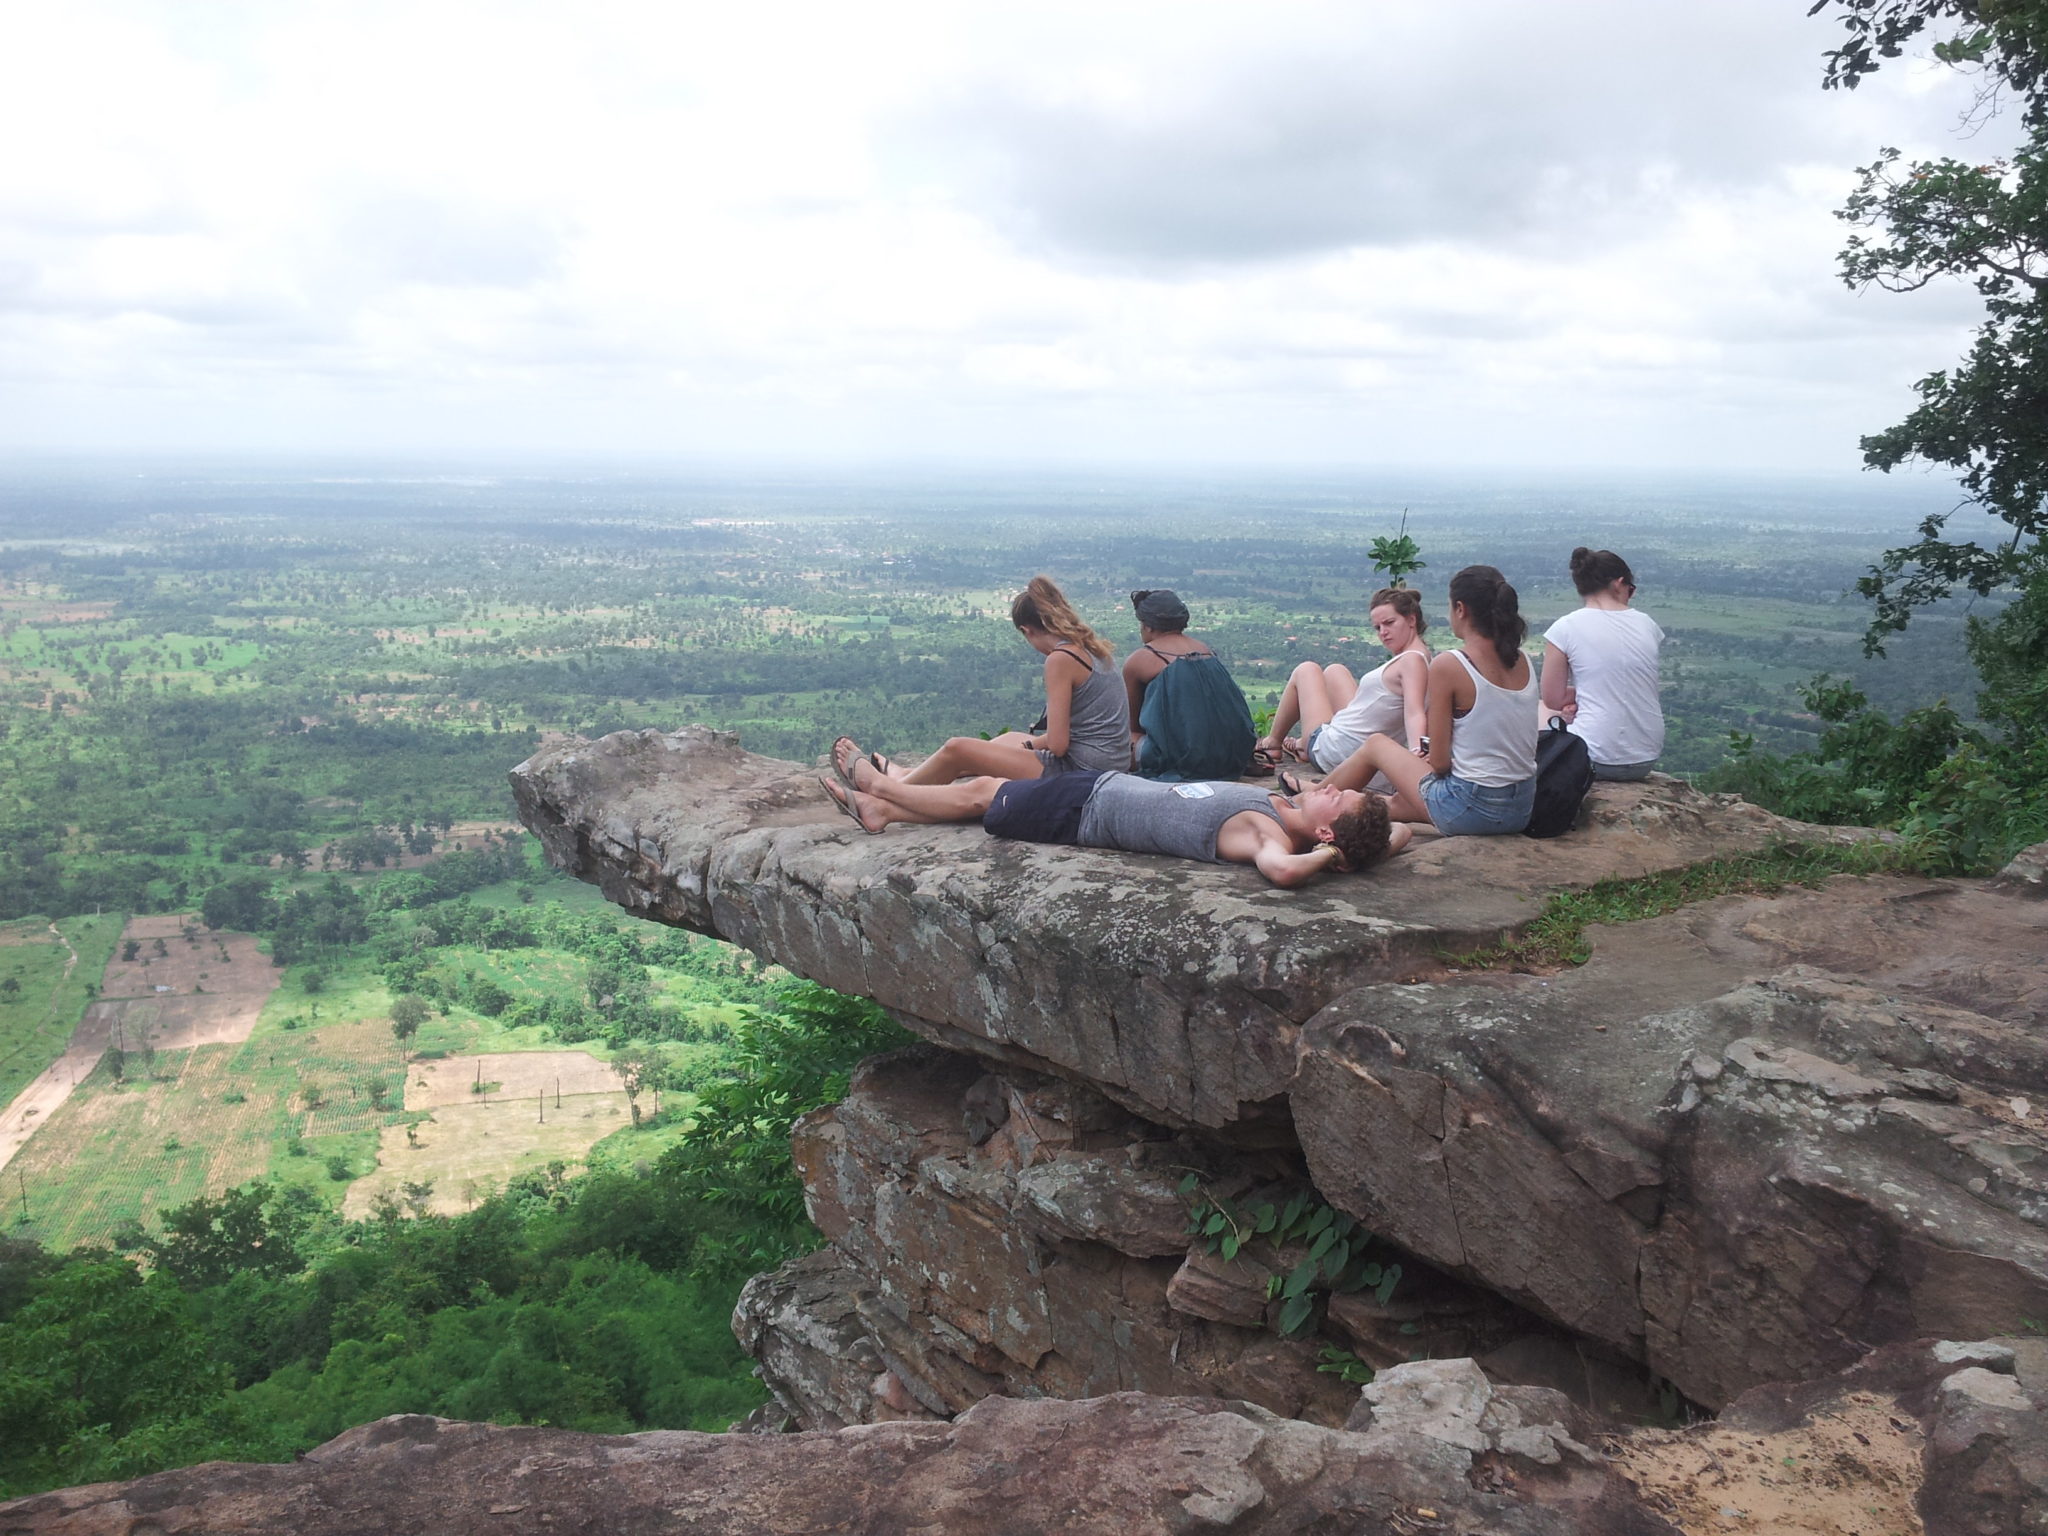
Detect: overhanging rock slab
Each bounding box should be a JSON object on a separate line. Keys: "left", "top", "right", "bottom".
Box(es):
{"left": 511, "top": 727, "right": 2048, "bottom": 1407}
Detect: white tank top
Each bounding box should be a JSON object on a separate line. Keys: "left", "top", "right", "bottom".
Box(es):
{"left": 1447, "top": 649, "right": 1537, "bottom": 787}
{"left": 1327, "top": 651, "right": 1424, "bottom": 742}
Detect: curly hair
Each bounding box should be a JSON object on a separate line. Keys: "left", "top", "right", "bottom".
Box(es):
{"left": 1325, "top": 793, "right": 1392, "bottom": 870}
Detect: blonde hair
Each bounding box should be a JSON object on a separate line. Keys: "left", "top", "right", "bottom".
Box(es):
{"left": 1010, "top": 575, "right": 1112, "bottom": 662}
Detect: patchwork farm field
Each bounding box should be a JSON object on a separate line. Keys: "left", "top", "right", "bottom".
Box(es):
{"left": 344, "top": 1084, "right": 635, "bottom": 1219}
{"left": 4, "top": 891, "right": 748, "bottom": 1247}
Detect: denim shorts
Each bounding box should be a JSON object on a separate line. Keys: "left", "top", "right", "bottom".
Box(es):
{"left": 1419, "top": 772, "right": 1535, "bottom": 837}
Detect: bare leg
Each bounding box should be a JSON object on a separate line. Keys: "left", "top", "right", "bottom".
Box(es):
{"left": 1261, "top": 662, "right": 1356, "bottom": 756}
{"left": 1322, "top": 734, "right": 1433, "bottom": 824}
{"left": 834, "top": 773, "right": 1005, "bottom": 828}
{"left": 899, "top": 734, "right": 1045, "bottom": 786}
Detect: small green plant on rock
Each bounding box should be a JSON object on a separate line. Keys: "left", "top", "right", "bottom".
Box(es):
{"left": 1366, "top": 511, "right": 1425, "bottom": 588}
{"left": 1179, "top": 1177, "right": 1402, "bottom": 1338}
{"left": 1316, "top": 1345, "right": 1375, "bottom": 1385}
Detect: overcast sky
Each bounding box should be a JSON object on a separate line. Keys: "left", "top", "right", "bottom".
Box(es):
{"left": 0, "top": 0, "right": 2017, "bottom": 470}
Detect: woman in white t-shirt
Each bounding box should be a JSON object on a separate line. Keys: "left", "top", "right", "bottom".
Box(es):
{"left": 1540, "top": 547, "right": 1664, "bottom": 781}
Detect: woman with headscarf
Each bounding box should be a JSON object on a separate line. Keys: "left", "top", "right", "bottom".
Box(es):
{"left": 1121, "top": 588, "right": 1257, "bottom": 781}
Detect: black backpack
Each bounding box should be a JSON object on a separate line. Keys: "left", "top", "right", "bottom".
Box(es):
{"left": 1524, "top": 715, "right": 1593, "bottom": 839}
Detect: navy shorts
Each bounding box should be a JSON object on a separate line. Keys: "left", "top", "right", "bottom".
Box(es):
{"left": 982, "top": 772, "right": 1104, "bottom": 845}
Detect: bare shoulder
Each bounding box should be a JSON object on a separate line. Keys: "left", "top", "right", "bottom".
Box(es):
{"left": 1122, "top": 647, "right": 1165, "bottom": 683}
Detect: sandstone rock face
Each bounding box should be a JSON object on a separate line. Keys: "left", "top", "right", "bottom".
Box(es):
{"left": 13, "top": 1343, "right": 2040, "bottom": 1535}
{"left": 738, "top": 1045, "right": 1543, "bottom": 1430}
{"left": 0, "top": 1392, "right": 1662, "bottom": 1536}
{"left": 0, "top": 1393, "right": 1679, "bottom": 1536}
{"left": 510, "top": 727, "right": 1869, "bottom": 1131}
{"left": 513, "top": 729, "right": 2048, "bottom": 1411}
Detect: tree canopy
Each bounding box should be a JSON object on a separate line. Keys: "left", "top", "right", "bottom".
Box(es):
{"left": 1814, "top": 0, "right": 2048, "bottom": 647}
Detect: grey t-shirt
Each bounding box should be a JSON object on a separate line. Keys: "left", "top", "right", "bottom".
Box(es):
{"left": 1036, "top": 645, "right": 1134, "bottom": 776}
{"left": 1077, "top": 774, "right": 1283, "bottom": 862}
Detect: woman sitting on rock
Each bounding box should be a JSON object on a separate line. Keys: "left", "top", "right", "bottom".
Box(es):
{"left": 1317, "top": 566, "right": 1538, "bottom": 836}
{"left": 850, "top": 574, "right": 1130, "bottom": 786}
{"left": 1255, "top": 587, "right": 1431, "bottom": 777}
{"left": 1120, "top": 588, "right": 1258, "bottom": 782}
{"left": 1541, "top": 547, "right": 1664, "bottom": 781}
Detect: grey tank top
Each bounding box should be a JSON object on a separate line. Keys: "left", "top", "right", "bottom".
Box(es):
{"left": 1039, "top": 644, "right": 1133, "bottom": 774}
{"left": 1077, "top": 774, "right": 1282, "bottom": 861}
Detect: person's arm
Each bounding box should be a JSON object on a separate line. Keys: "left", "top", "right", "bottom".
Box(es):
{"left": 1217, "top": 815, "right": 1342, "bottom": 887}
{"left": 1383, "top": 822, "right": 1414, "bottom": 858}
{"left": 1031, "top": 649, "right": 1089, "bottom": 756}
{"left": 1424, "top": 653, "right": 1462, "bottom": 776}
{"left": 1121, "top": 649, "right": 1161, "bottom": 742}
{"left": 1385, "top": 651, "right": 1431, "bottom": 757}
{"left": 1540, "top": 639, "right": 1577, "bottom": 720}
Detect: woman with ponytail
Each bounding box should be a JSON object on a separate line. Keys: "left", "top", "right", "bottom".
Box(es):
{"left": 835, "top": 575, "right": 1131, "bottom": 787}
{"left": 1318, "top": 565, "right": 1538, "bottom": 835}
{"left": 1541, "top": 548, "right": 1663, "bottom": 780}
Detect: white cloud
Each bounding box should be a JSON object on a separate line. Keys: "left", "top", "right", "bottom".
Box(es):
{"left": 0, "top": 0, "right": 2019, "bottom": 466}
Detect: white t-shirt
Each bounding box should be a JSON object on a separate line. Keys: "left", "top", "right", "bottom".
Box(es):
{"left": 1541, "top": 607, "right": 1665, "bottom": 767}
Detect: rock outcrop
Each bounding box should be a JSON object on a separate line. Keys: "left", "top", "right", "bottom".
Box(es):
{"left": 9, "top": 1339, "right": 2040, "bottom": 1535}
{"left": 511, "top": 728, "right": 2048, "bottom": 1422}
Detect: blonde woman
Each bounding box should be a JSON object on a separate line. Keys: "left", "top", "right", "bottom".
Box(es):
{"left": 837, "top": 575, "right": 1130, "bottom": 787}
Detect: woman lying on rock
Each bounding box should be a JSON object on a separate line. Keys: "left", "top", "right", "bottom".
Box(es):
{"left": 822, "top": 747, "right": 1409, "bottom": 887}
{"left": 1313, "top": 565, "right": 1538, "bottom": 836}
{"left": 857, "top": 575, "right": 1131, "bottom": 786}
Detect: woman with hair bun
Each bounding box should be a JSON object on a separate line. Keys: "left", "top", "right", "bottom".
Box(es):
{"left": 1254, "top": 587, "right": 1431, "bottom": 775}
{"left": 836, "top": 574, "right": 1130, "bottom": 787}
{"left": 1318, "top": 565, "right": 1538, "bottom": 835}
{"left": 1541, "top": 548, "right": 1663, "bottom": 781}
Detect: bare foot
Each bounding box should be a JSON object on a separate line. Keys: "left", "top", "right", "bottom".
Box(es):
{"left": 822, "top": 777, "right": 886, "bottom": 834}
{"left": 830, "top": 736, "right": 866, "bottom": 788}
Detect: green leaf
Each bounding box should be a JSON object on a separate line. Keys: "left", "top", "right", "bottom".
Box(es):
{"left": 1220, "top": 1233, "right": 1240, "bottom": 1262}
{"left": 1308, "top": 1228, "right": 1335, "bottom": 1262}
{"left": 1177, "top": 1173, "right": 1199, "bottom": 1197}
{"left": 1278, "top": 1293, "right": 1314, "bottom": 1337}
{"left": 1321, "top": 1238, "right": 1350, "bottom": 1281}
{"left": 1375, "top": 1263, "right": 1403, "bottom": 1306}
{"left": 1304, "top": 1206, "right": 1334, "bottom": 1239}
{"left": 1282, "top": 1259, "right": 1318, "bottom": 1300}
{"left": 1252, "top": 1205, "right": 1277, "bottom": 1235}
{"left": 1203, "top": 1211, "right": 1226, "bottom": 1236}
